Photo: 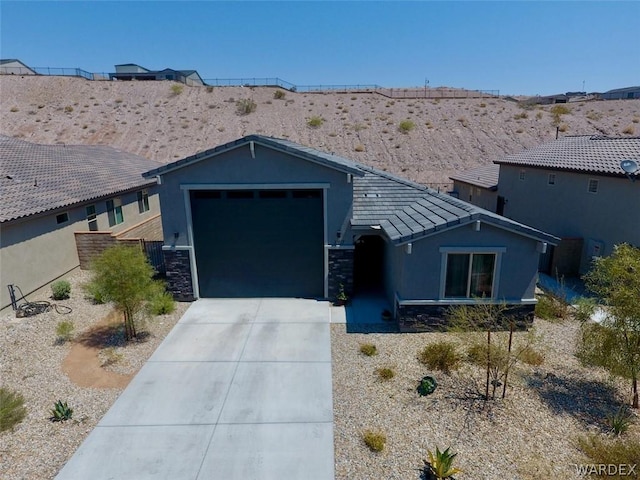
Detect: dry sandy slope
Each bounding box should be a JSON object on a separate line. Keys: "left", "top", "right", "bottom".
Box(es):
{"left": 2, "top": 76, "right": 639, "bottom": 185}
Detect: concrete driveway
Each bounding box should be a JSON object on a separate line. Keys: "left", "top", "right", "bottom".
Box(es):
{"left": 56, "top": 298, "right": 335, "bottom": 480}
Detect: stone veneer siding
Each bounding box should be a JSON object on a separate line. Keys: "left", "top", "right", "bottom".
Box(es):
{"left": 396, "top": 302, "right": 535, "bottom": 333}
{"left": 163, "top": 249, "right": 195, "bottom": 302}
{"left": 328, "top": 247, "right": 354, "bottom": 300}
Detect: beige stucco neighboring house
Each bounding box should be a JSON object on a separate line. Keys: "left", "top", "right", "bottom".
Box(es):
{"left": 0, "top": 135, "right": 163, "bottom": 310}
{"left": 0, "top": 59, "right": 36, "bottom": 75}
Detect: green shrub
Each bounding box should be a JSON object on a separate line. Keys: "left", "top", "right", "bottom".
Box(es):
{"left": 236, "top": 98, "right": 257, "bottom": 115}
{"left": 56, "top": 320, "right": 75, "bottom": 343}
{"left": 425, "top": 446, "right": 462, "bottom": 479}
{"left": 170, "top": 84, "right": 184, "bottom": 96}
{"left": 307, "top": 116, "right": 324, "bottom": 128}
{"left": 359, "top": 343, "right": 378, "bottom": 356}
{"left": 51, "top": 280, "right": 71, "bottom": 300}
{"left": 573, "top": 297, "right": 597, "bottom": 323}
{"left": 550, "top": 104, "right": 571, "bottom": 116}
{"left": 273, "top": 89, "right": 286, "bottom": 99}
{"left": 417, "top": 375, "right": 438, "bottom": 396}
{"left": 362, "top": 429, "right": 386, "bottom": 452}
{"left": 519, "top": 346, "right": 545, "bottom": 366}
{"left": 0, "top": 388, "right": 27, "bottom": 432}
{"left": 146, "top": 285, "right": 176, "bottom": 315}
{"left": 82, "top": 279, "right": 105, "bottom": 304}
{"left": 607, "top": 405, "right": 634, "bottom": 436}
{"left": 50, "top": 400, "right": 73, "bottom": 422}
{"left": 375, "top": 367, "right": 395, "bottom": 381}
{"left": 577, "top": 434, "right": 640, "bottom": 475}
{"left": 466, "top": 341, "right": 509, "bottom": 368}
{"left": 535, "top": 294, "right": 568, "bottom": 321}
{"left": 418, "top": 341, "right": 462, "bottom": 373}
{"left": 398, "top": 119, "right": 415, "bottom": 133}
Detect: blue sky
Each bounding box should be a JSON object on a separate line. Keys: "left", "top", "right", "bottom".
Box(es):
{"left": 1, "top": 1, "right": 638, "bottom": 95}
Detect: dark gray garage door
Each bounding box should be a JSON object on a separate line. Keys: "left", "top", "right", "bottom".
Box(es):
{"left": 190, "top": 189, "right": 324, "bottom": 298}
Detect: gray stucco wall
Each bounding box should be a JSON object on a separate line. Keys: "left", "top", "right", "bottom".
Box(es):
{"left": 497, "top": 165, "right": 639, "bottom": 273}
{"left": 155, "top": 142, "right": 356, "bottom": 299}
{"left": 390, "top": 222, "right": 540, "bottom": 303}
{"left": 0, "top": 188, "right": 159, "bottom": 310}
{"left": 452, "top": 181, "right": 498, "bottom": 212}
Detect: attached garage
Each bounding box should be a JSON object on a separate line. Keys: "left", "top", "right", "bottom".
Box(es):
{"left": 190, "top": 189, "right": 324, "bottom": 298}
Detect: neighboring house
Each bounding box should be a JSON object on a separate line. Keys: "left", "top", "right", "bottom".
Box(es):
{"left": 143, "top": 135, "right": 557, "bottom": 331}
{"left": 0, "top": 135, "right": 163, "bottom": 310}
{"left": 600, "top": 86, "right": 640, "bottom": 100}
{"left": 0, "top": 58, "right": 36, "bottom": 75}
{"left": 449, "top": 164, "right": 501, "bottom": 213}
{"left": 492, "top": 135, "right": 640, "bottom": 276}
{"left": 109, "top": 63, "right": 205, "bottom": 86}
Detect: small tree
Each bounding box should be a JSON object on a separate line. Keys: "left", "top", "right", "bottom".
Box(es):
{"left": 90, "top": 245, "right": 156, "bottom": 341}
{"left": 577, "top": 244, "right": 640, "bottom": 408}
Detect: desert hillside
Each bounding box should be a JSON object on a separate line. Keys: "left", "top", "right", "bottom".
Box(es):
{"left": 2, "top": 76, "right": 639, "bottom": 185}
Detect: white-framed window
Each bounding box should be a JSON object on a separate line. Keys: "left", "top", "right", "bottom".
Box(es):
{"left": 106, "top": 198, "right": 124, "bottom": 226}
{"left": 519, "top": 170, "right": 526, "bottom": 181}
{"left": 56, "top": 212, "right": 69, "bottom": 224}
{"left": 548, "top": 173, "right": 556, "bottom": 185}
{"left": 137, "top": 189, "right": 150, "bottom": 214}
{"left": 86, "top": 204, "right": 98, "bottom": 231}
{"left": 440, "top": 247, "right": 505, "bottom": 299}
{"left": 588, "top": 178, "right": 599, "bottom": 194}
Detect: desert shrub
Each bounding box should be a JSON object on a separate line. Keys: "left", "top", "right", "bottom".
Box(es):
{"left": 82, "top": 279, "right": 105, "bottom": 304}
{"left": 273, "top": 89, "right": 286, "bottom": 99}
{"left": 607, "top": 405, "right": 634, "bottom": 436}
{"left": 558, "top": 123, "right": 568, "bottom": 132}
{"left": 375, "top": 367, "right": 395, "bottom": 381}
{"left": 550, "top": 104, "right": 571, "bottom": 116}
{"left": 467, "top": 341, "right": 508, "bottom": 368}
{"left": 56, "top": 320, "right": 75, "bottom": 343}
{"left": 535, "top": 293, "right": 569, "bottom": 321}
{"left": 64, "top": 106, "right": 74, "bottom": 113}
{"left": 362, "top": 429, "right": 386, "bottom": 452}
{"left": 51, "top": 280, "right": 71, "bottom": 300}
{"left": 10, "top": 106, "right": 19, "bottom": 112}
{"left": 50, "top": 400, "right": 73, "bottom": 422}
{"left": 622, "top": 124, "right": 635, "bottom": 135}
{"left": 170, "top": 84, "right": 184, "bottom": 96}
{"left": 146, "top": 282, "right": 176, "bottom": 315}
{"left": 236, "top": 98, "right": 257, "bottom": 115}
{"left": 577, "top": 434, "right": 640, "bottom": 475}
{"left": 419, "top": 341, "right": 462, "bottom": 373}
{"left": 354, "top": 144, "right": 365, "bottom": 152}
{"left": 398, "top": 120, "right": 415, "bottom": 133}
{"left": 0, "top": 388, "right": 27, "bottom": 432}
{"left": 573, "top": 296, "right": 597, "bottom": 323}
{"left": 307, "top": 116, "right": 324, "bottom": 128}
{"left": 101, "top": 347, "right": 124, "bottom": 367}
{"left": 519, "top": 346, "right": 545, "bottom": 366}
{"left": 424, "top": 446, "right": 462, "bottom": 479}
{"left": 360, "top": 343, "right": 378, "bottom": 356}
{"left": 514, "top": 112, "right": 528, "bottom": 120}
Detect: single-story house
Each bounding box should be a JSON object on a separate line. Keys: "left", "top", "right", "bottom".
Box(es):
{"left": 0, "top": 58, "right": 36, "bottom": 75}
{"left": 449, "top": 164, "right": 502, "bottom": 213}
{"left": 491, "top": 135, "right": 640, "bottom": 275}
{"left": 109, "top": 64, "right": 205, "bottom": 86}
{"left": 0, "top": 135, "right": 164, "bottom": 310}
{"left": 143, "top": 135, "right": 558, "bottom": 331}
{"left": 600, "top": 86, "right": 640, "bottom": 100}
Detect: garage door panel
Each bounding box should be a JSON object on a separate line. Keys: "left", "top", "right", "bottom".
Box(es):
{"left": 191, "top": 191, "right": 323, "bottom": 298}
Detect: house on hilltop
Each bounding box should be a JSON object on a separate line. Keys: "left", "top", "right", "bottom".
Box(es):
{"left": 0, "top": 58, "right": 36, "bottom": 75}
{"left": 459, "top": 135, "right": 640, "bottom": 277}
{"left": 600, "top": 86, "right": 640, "bottom": 100}
{"left": 109, "top": 63, "right": 205, "bottom": 86}
{"left": 0, "top": 135, "right": 164, "bottom": 310}
{"left": 143, "top": 135, "right": 557, "bottom": 331}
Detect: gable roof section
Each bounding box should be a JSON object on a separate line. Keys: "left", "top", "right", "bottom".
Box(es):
{"left": 143, "top": 135, "right": 366, "bottom": 178}
{"left": 494, "top": 135, "right": 640, "bottom": 176}
{"left": 352, "top": 167, "right": 557, "bottom": 245}
{"left": 0, "top": 135, "right": 161, "bottom": 223}
{"left": 449, "top": 164, "right": 500, "bottom": 190}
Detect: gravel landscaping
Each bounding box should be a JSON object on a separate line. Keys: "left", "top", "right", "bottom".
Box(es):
{"left": 1, "top": 271, "right": 638, "bottom": 479}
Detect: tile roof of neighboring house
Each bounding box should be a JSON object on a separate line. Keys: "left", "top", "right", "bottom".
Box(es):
{"left": 0, "top": 135, "right": 162, "bottom": 223}
{"left": 449, "top": 164, "right": 500, "bottom": 190}
{"left": 494, "top": 135, "right": 640, "bottom": 176}
{"left": 604, "top": 86, "right": 640, "bottom": 94}
{"left": 145, "top": 135, "right": 558, "bottom": 245}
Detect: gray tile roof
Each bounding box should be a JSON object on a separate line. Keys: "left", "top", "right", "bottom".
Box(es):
{"left": 449, "top": 164, "right": 500, "bottom": 190}
{"left": 145, "top": 135, "right": 557, "bottom": 245}
{"left": 0, "top": 135, "right": 162, "bottom": 223}
{"left": 494, "top": 135, "right": 640, "bottom": 175}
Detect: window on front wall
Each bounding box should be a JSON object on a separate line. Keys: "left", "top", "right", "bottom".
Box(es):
{"left": 444, "top": 253, "right": 496, "bottom": 298}
{"left": 588, "top": 178, "right": 599, "bottom": 194}
{"left": 56, "top": 212, "right": 69, "bottom": 224}
{"left": 519, "top": 170, "right": 526, "bottom": 181}
{"left": 86, "top": 204, "right": 98, "bottom": 231}
{"left": 106, "top": 198, "right": 124, "bottom": 226}
{"left": 137, "top": 189, "right": 150, "bottom": 214}
{"left": 548, "top": 173, "right": 556, "bottom": 185}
